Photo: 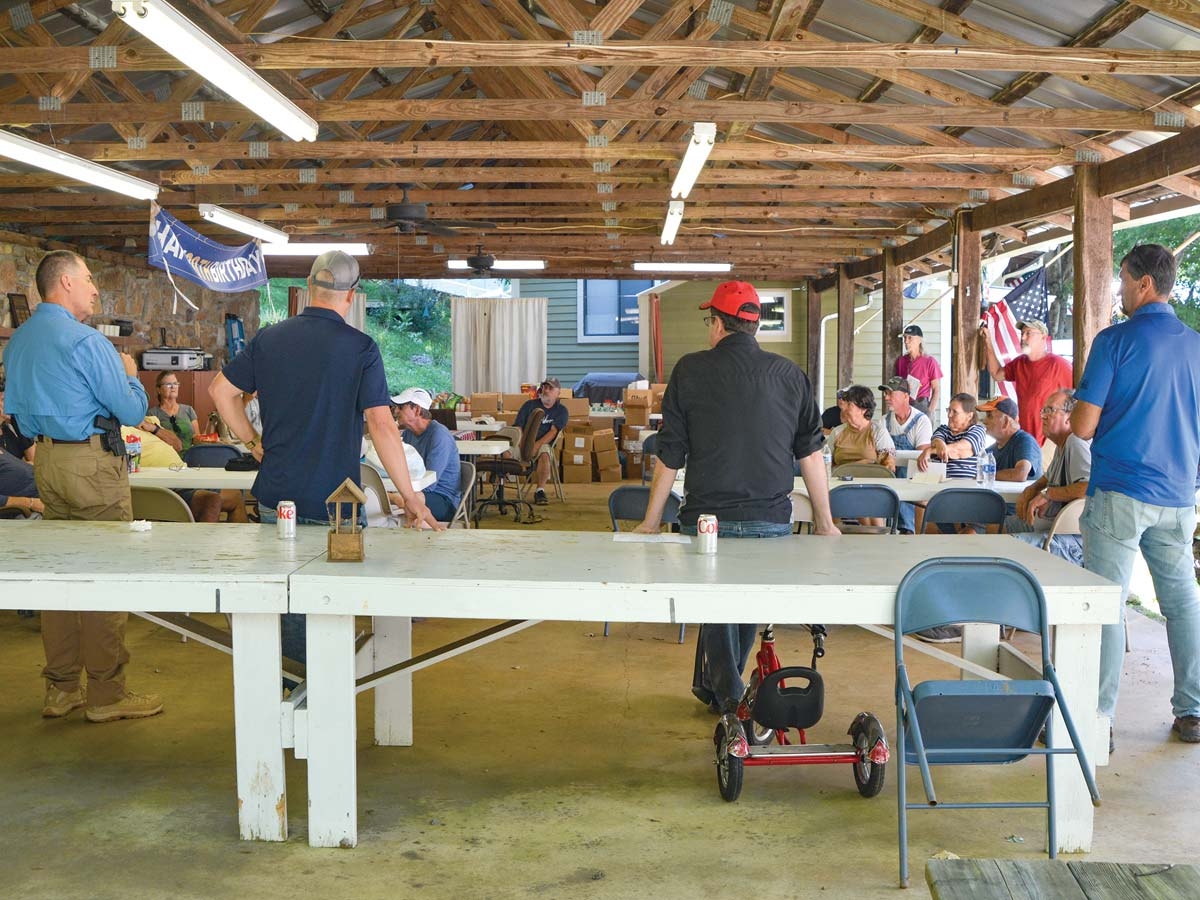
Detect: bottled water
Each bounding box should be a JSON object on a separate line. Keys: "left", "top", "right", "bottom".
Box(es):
{"left": 976, "top": 454, "right": 985, "bottom": 484}
{"left": 823, "top": 444, "right": 833, "bottom": 481}
{"left": 984, "top": 451, "right": 997, "bottom": 487}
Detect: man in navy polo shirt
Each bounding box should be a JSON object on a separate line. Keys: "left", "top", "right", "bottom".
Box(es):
{"left": 1072, "top": 243, "right": 1200, "bottom": 746}
{"left": 211, "top": 250, "right": 442, "bottom": 667}
{"left": 514, "top": 377, "right": 568, "bottom": 504}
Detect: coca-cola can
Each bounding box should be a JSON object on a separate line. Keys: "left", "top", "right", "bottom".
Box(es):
{"left": 696, "top": 514, "right": 718, "bottom": 555}
{"left": 276, "top": 500, "right": 297, "bottom": 541}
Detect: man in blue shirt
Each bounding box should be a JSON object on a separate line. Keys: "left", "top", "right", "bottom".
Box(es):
{"left": 210, "top": 250, "right": 442, "bottom": 669}
{"left": 514, "top": 378, "right": 568, "bottom": 504}
{"left": 978, "top": 395, "right": 1043, "bottom": 515}
{"left": 1072, "top": 243, "right": 1200, "bottom": 747}
{"left": 3, "top": 250, "right": 160, "bottom": 723}
{"left": 392, "top": 387, "right": 461, "bottom": 522}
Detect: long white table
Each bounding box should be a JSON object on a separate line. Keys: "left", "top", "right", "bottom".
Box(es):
{"left": 129, "top": 467, "right": 437, "bottom": 493}
{"left": 288, "top": 529, "right": 1119, "bottom": 850}
{"left": 454, "top": 440, "right": 510, "bottom": 456}
{"left": 0, "top": 520, "right": 328, "bottom": 843}
{"left": 797, "top": 476, "right": 1033, "bottom": 505}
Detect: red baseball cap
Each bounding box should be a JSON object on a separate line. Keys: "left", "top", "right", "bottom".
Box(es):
{"left": 699, "top": 281, "right": 760, "bottom": 322}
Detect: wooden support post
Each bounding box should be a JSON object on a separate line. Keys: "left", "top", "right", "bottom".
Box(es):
{"left": 882, "top": 248, "right": 904, "bottom": 382}
{"left": 806, "top": 278, "right": 821, "bottom": 380}
{"left": 952, "top": 214, "right": 982, "bottom": 396}
{"left": 1072, "top": 164, "right": 1113, "bottom": 382}
{"left": 836, "top": 265, "right": 854, "bottom": 391}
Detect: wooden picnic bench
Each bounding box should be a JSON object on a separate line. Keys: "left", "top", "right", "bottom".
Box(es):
{"left": 927, "top": 859, "right": 1200, "bottom": 899}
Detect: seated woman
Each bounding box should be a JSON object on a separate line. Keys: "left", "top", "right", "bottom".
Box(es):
{"left": 827, "top": 385, "right": 896, "bottom": 528}
{"left": 143, "top": 371, "right": 200, "bottom": 453}
{"left": 125, "top": 419, "right": 248, "bottom": 523}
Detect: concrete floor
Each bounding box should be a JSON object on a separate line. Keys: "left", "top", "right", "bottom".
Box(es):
{"left": 2, "top": 484, "right": 1197, "bottom": 899}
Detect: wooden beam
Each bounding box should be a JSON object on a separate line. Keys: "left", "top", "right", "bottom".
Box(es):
{"left": 951, "top": 214, "right": 982, "bottom": 397}
{"left": 806, "top": 278, "right": 821, "bottom": 380}
{"left": 882, "top": 248, "right": 904, "bottom": 381}
{"left": 1097, "top": 125, "right": 1200, "bottom": 199}
{"left": 1072, "top": 164, "right": 1113, "bottom": 381}
{"left": 836, "top": 265, "right": 854, "bottom": 391}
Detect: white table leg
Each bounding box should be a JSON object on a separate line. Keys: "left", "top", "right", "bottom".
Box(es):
{"left": 305, "top": 614, "right": 357, "bottom": 848}
{"left": 1049, "top": 622, "right": 1101, "bottom": 853}
{"left": 372, "top": 616, "right": 413, "bottom": 746}
{"left": 961, "top": 622, "right": 999, "bottom": 679}
{"left": 231, "top": 613, "right": 287, "bottom": 842}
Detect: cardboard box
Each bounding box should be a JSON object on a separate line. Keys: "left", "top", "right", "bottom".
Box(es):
{"left": 624, "top": 388, "right": 652, "bottom": 408}
{"left": 564, "top": 433, "right": 593, "bottom": 454}
{"left": 651, "top": 383, "right": 667, "bottom": 413}
{"left": 497, "top": 411, "right": 518, "bottom": 426}
{"left": 591, "top": 427, "right": 617, "bottom": 452}
{"left": 597, "top": 466, "right": 623, "bottom": 483}
{"left": 593, "top": 448, "right": 619, "bottom": 471}
{"left": 560, "top": 397, "right": 589, "bottom": 418}
{"left": 564, "top": 451, "right": 590, "bottom": 467}
{"left": 562, "top": 464, "right": 593, "bottom": 484}
{"left": 625, "top": 406, "right": 650, "bottom": 428}
{"left": 470, "top": 392, "right": 501, "bottom": 413}
{"left": 502, "top": 393, "right": 529, "bottom": 412}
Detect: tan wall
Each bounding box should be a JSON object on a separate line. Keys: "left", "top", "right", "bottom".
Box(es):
{"left": 658, "top": 280, "right": 809, "bottom": 380}
{"left": 0, "top": 238, "right": 260, "bottom": 369}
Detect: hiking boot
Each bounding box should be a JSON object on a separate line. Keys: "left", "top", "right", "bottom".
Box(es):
{"left": 534, "top": 489, "right": 549, "bottom": 505}
{"left": 913, "top": 625, "right": 963, "bottom": 643}
{"left": 1172, "top": 716, "right": 1200, "bottom": 743}
{"left": 85, "top": 690, "right": 164, "bottom": 723}
{"left": 42, "top": 685, "right": 85, "bottom": 718}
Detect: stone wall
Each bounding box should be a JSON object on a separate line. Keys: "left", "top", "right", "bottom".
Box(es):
{"left": 0, "top": 237, "right": 259, "bottom": 369}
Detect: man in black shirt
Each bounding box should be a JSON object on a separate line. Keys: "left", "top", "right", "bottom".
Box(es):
{"left": 635, "top": 281, "right": 838, "bottom": 720}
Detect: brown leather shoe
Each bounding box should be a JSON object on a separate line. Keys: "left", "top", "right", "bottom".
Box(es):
{"left": 1172, "top": 716, "right": 1200, "bottom": 743}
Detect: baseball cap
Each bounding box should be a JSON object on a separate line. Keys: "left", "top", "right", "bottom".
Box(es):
{"left": 1016, "top": 318, "right": 1048, "bottom": 335}
{"left": 309, "top": 250, "right": 360, "bottom": 291}
{"left": 901, "top": 324, "right": 923, "bottom": 337}
{"left": 539, "top": 377, "right": 561, "bottom": 393}
{"left": 878, "top": 376, "right": 911, "bottom": 395}
{"left": 390, "top": 387, "right": 433, "bottom": 410}
{"left": 699, "top": 281, "right": 761, "bottom": 322}
{"left": 978, "top": 396, "right": 1019, "bottom": 419}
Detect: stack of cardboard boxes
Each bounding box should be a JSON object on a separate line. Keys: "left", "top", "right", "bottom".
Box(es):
{"left": 561, "top": 424, "right": 594, "bottom": 483}
{"left": 623, "top": 388, "right": 651, "bottom": 428}
{"left": 592, "top": 427, "right": 621, "bottom": 483}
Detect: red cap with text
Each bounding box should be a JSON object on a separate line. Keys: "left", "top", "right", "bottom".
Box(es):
{"left": 699, "top": 281, "right": 761, "bottom": 322}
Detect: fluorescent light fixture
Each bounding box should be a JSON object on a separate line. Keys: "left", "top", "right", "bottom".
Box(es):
{"left": 198, "top": 203, "right": 288, "bottom": 243}
{"left": 260, "top": 242, "right": 370, "bottom": 256}
{"left": 112, "top": 0, "right": 319, "bottom": 142}
{"left": 632, "top": 262, "right": 731, "bottom": 273}
{"left": 670, "top": 122, "right": 716, "bottom": 200}
{"left": 0, "top": 129, "right": 159, "bottom": 201}
{"left": 660, "top": 200, "right": 684, "bottom": 245}
{"left": 446, "top": 259, "right": 546, "bottom": 271}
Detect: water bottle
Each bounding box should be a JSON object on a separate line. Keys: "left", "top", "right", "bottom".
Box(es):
{"left": 984, "top": 451, "right": 997, "bottom": 487}
{"left": 975, "top": 454, "right": 985, "bottom": 484}
{"left": 823, "top": 444, "right": 833, "bottom": 481}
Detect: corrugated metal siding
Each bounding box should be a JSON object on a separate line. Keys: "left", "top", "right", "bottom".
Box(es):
{"left": 659, "top": 280, "right": 809, "bottom": 379}
{"left": 522, "top": 279, "right": 641, "bottom": 387}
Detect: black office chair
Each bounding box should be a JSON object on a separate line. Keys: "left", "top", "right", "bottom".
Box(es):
{"left": 183, "top": 443, "right": 242, "bottom": 468}
{"left": 921, "top": 487, "right": 1007, "bottom": 535}
{"left": 828, "top": 483, "right": 902, "bottom": 534}
{"left": 429, "top": 408, "right": 459, "bottom": 431}
{"left": 605, "top": 485, "right": 684, "bottom": 641}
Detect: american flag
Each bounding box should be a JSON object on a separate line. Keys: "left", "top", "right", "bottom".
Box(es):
{"left": 983, "top": 267, "right": 1049, "bottom": 401}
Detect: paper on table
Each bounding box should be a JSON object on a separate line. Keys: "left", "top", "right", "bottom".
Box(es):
{"left": 909, "top": 461, "right": 947, "bottom": 483}
{"left": 612, "top": 533, "right": 693, "bottom": 544}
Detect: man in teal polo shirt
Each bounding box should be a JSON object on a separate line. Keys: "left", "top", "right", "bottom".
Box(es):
{"left": 1071, "top": 243, "right": 1200, "bottom": 746}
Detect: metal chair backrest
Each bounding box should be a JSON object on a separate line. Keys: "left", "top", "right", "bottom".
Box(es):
{"left": 130, "top": 486, "right": 195, "bottom": 523}
{"left": 922, "top": 487, "right": 1007, "bottom": 531}
{"left": 641, "top": 431, "right": 660, "bottom": 484}
{"left": 608, "top": 485, "right": 681, "bottom": 531}
{"left": 517, "top": 407, "right": 545, "bottom": 462}
{"left": 1044, "top": 497, "right": 1086, "bottom": 550}
{"left": 451, "top": 460, "right": 476, "bottom": 528}
{"left": 828, "top": 483, "right": 901, "bottom": 533}
{"left": 359, "top": 462, "right": 391, "bottom": 523}
{"left": 183, "top": 443, "right": 242, "bottom": 468}
{"left": 832, "top": 462, "right": 895, "bottom": 479}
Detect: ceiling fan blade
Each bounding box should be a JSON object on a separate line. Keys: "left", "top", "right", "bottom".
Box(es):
{"left": 439, "top": 219, "right": 498, "bottom": 230}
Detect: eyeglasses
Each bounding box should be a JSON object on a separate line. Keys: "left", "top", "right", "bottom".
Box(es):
{"left": 702, "top": 315, "right": 716, "bottom": 326}
{"left": 1041, "top": 405, "right": 1068, "bottom": 415}
{"left": 160, "top": 382, "right": 179, "bottom": 389}
{"left": 167, "top": 414, "right": 182, "bottom": 435}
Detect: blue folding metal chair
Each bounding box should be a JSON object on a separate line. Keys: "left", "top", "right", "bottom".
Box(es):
{"left": 828, "top": 482, "right": 902, "bottom": 534}
{"left": 921, "top": 486, "right": 1007, "bottom": 534}
{"left": 641, "top": 432, "right": 659, "bottom": 484}
{"left": 893, "top": 557, "right": 1100, "bottom": 888}
{"left": 605, "top": 485, "right": 684, "bottom": 642}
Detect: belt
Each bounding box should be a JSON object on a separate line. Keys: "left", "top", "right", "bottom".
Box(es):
{"left": 37, "top": 435, "right": 95, "bottom": 445}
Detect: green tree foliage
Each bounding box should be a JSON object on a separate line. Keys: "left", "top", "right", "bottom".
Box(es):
{"left": 1112, "top": 213, "right": 1200, "bottom": 331}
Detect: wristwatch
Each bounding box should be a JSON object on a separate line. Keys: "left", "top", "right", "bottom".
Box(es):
{"left": 152, "top": 424, "right": 160, "bottom": 434}
{"left": 245, "top": 438, "right": 258, "bottom": 450}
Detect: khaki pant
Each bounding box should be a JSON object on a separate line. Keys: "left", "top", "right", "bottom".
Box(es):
{"left": 34, "top": 437, "right": 133, "bottom": 707}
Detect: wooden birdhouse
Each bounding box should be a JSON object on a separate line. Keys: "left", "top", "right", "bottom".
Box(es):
{"left": 326, "top": 478, "right": 367, "bottom": 562}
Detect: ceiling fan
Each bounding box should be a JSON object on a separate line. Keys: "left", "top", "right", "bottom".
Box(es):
{"left": 462, "top": 244, "right": 495, "bottom": 274}
{"left": 383, "top": 187, "right": 496, "bottom": 238}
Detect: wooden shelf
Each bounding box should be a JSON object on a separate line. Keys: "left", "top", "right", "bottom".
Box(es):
{"left": 0, "top": 326, "right": 134, "bottom": 345}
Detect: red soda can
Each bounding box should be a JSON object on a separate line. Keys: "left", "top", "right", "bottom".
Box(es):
{"left": 276, "top": 500, "right": 297, "bottom": 540}
{"left": 696, "top": 514, "right": 718, "bottom": 555}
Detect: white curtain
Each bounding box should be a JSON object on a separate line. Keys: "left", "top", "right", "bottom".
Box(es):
{"left": 294, "top": 288, "right": 367, "bottom": 332}
{"left": 451, "top": 296, "right": 547, "bottom": 394}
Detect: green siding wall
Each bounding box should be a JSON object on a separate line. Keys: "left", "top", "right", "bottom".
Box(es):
{"left": 521, "top": 278, "right": 642, "bottom": 389}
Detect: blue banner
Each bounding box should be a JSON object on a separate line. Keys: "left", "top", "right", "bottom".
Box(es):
{"left": 148, "top": 205, "right": 267, "bottom": 294}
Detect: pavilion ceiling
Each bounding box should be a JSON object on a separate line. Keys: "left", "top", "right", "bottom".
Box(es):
{"left": 0, "top": 0, "right": 1198, "bottom": 282}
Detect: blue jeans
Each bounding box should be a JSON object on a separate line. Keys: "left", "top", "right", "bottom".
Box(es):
{"left": 681, "top": 520, "right": 792, "bottom": 711}
{"left": 1082, "top": 488, "right": 1200, "bottom": 720}
{"left": 1003, "top": 514, "right": 1084, "bottom": 566}
{"left": 260, "top": 507, "right": 364, "bottom": 672}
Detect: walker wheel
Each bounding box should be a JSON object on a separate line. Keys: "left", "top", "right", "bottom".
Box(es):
{"left": 851, "top": 715, "right": 886, "bottom": 798}
{"left": 715, "top": 720, "right": 744, "bottom": 802}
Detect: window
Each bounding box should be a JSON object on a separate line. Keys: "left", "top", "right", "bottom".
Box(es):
{"left": 756, "top": 290, "right": 791, "bottom": 342}
{"left": 577, "top": 279, "right": 648, "bottom": 343}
